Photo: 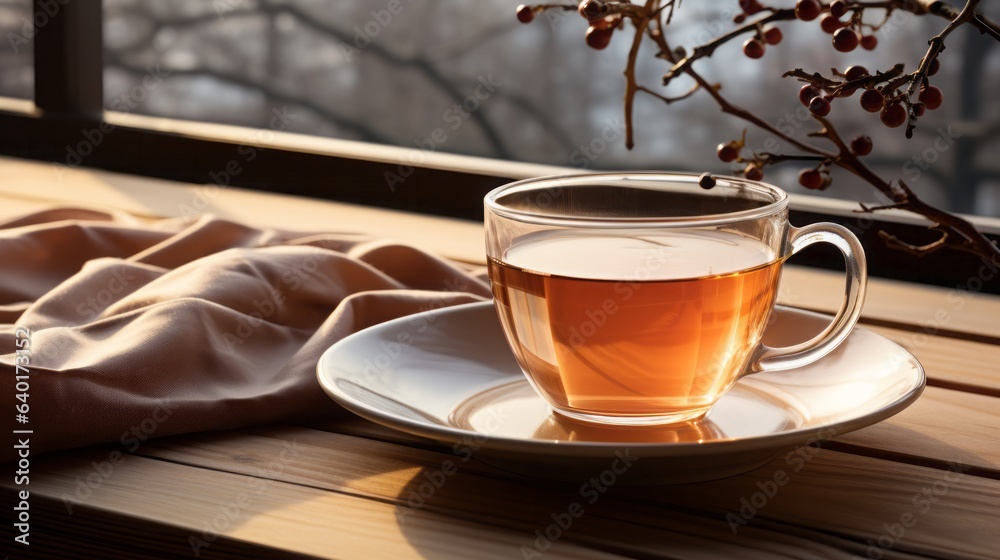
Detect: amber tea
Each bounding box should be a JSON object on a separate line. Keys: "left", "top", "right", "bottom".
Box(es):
{"left": 489, "top": 230, "right": 783, "bottom": 422}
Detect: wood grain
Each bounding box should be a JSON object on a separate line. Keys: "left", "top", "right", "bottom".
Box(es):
{"left": 0, "top": 451, "right": 624, "bottom": 560}
{"left": 830, "top": 387, "right": 1000, "bottom": 476}
{"left": 778, "top": 266, "right": 1000, "bottom": 340}
{"left": 863, "top": 325, "right": 1000, "bottom": 395}
{"left": 130, "top": 427, "right": 1000, "bottom": 559}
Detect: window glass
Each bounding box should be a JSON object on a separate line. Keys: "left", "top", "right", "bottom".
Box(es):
{"left": 103, "top": 1, "right": 1000, "bottom": 216}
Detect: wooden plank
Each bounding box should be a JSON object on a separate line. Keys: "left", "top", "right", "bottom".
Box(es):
{"left": 863, "top": 325, "right": 1000, "bottom": 395}
{"left": 0, "top": 451, "right": 624, "bottom": 560}
{"left": 0, "top": 156, "right": 485, "bottom": 262}
{"left": 0, "top": 490, "right": 304, "bottom": 559}
{"left": 830, "top": 387, "right": 1000, "bottom": 476}
{"left": 135, "top": 427, "right": 1000, "bottom": 559}
{"left": 778, "top": 266, "right": 1000, "bottom": 340}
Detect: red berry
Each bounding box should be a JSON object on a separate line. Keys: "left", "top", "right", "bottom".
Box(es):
{"left": 578, "top": 0, "right": 605, "bottom": 20}
{"left": 850, "top": 135, "right": 873, "bottom": 156}
{"left": 745, "top": 164, "right": 764, "bottom": 181}
{"left": 830, "top": 0, "right": 849, "bottom": 18}
{"left": 912, "top": 103, "right": 926, "bottom": 117}
{"left": 734, "top": 13, "right": 747, "bottom": 24}
{"left": 585, "top": 25, "right": 614, "bottom": 50}
{"left": 929, "top": 58, "right": 940, "bottom": 76}
{"left": 717, "top": 142, "right": 739, "bottom": 163}
{"left": 743, "top": 38, "right": 765, "bottom": 59}
{"left": 516, "top": 4, "right": 534, "bottom": 24}
{"left": 844, "top": 65, "right": 868, "bottom": 81}
{"left": 796, "top": 0, "right": 822, "bottom": 21}
{"left": 799, "top": 169, "right": 823, "bottom": 189}
{"left": 820, "top": 14, "right": 843, "bottom": 34}
{"left": 799, "top": 85, "right": 821, "bottom": 107}
{"left": 860, "top": 35, "right": 878, "bottom": 50}
{"left": 740, "top": 0, "right": 764, "bottom": 14}
{"left": 762, "top": 26, "right": 783, "bottom": 45}
{"left": 833, "top": 28, "right": 859, "bottom": 52}
{"left": 919, "top": 85, "right": 943, "bottom": 110}
{"left": 880, "top": 102, "right": 906, "bottom": 128}
{"left": 809, "top": 96, "right": 832, "bottom": 117}
{"left": 860, "top": 89, "right": 884, "bottom": 112}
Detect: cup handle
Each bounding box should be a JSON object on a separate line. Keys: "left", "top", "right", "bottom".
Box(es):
{"left": 750, "top": 222, "right": 868, "bottom": 373}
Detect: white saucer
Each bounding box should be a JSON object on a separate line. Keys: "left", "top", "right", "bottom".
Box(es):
{"left": 317, "top": 302, "right": 924, "bottom": 484}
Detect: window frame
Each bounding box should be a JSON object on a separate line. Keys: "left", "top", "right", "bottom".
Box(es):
{"left": 4, "top": 0, "right": 998, "bottom": 294}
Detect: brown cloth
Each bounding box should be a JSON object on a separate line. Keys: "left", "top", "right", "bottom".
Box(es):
{"left": 0, "top": 208, "right": 490, "bottom": 460}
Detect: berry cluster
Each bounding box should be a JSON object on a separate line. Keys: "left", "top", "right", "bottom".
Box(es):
{"left": 580, "top": 1, "right": 623, "bottom": 50}
{"left": 737, "top": 2, "right": 876, "bottom": 61}
{"left": 796, "top": 58, "right": 943, "bottom": 133}
{"left": 518, "top": 2, "right": 623, "bottom": 50}
{"left": 733, "top": 1, "right": 783, "bottom": 58}
{"left": 742, "top": 25, "right": 783, "bottom": 59}
{"left": 792, "top": 0, "right": 877, "bottom": 53}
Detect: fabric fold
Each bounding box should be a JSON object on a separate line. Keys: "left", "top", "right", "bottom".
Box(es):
{"left": 0, "top": 209, "right": 490, "bottom": 460}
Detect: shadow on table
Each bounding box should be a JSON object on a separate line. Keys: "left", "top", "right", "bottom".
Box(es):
{"left": 384, "top": 420, "right": 993, "bottom": 559}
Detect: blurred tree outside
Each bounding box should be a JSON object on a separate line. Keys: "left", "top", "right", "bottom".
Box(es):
{"left": 0, "top": 0, "right": 997, "bottom": 216}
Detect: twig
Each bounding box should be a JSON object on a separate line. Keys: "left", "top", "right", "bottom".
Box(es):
{"left": 663, "top": 9, "right": 797, "bottom": 86}
{"left": 901, "top": 0, "right": 983, "bottom": 137}
{"left": 622, "top": 1, "right": 657, "bottom": 149}
{"left": 879, "top": 230, "right": 949, "bottom": 256}
{"left": 637, "top": 84, "right": 699, "bottom": 105}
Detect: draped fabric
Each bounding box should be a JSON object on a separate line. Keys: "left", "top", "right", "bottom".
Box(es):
{"left": 0, "top": 209, "right": 490, "bottom": 460}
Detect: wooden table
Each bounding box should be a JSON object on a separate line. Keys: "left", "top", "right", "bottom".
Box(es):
{"left": 1, "top": 158, "right": 998, "bottom": 559}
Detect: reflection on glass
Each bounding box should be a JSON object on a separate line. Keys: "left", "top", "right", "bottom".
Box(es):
{"left": 532, "top": 414, "right": 726, "bottom": 444}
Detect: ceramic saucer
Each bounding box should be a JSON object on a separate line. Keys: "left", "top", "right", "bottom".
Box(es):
{"left": 317, "top": 302, "right": 924, "bottom": 484}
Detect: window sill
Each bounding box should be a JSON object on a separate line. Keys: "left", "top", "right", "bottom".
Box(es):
{"left": 2, "top": 154, "right": 998, "bottom": 341}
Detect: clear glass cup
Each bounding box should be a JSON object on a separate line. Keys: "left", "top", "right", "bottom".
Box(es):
{"left": 485, "top": 173, "right": 867, "bottom": 426}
